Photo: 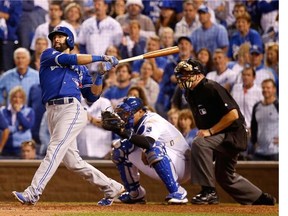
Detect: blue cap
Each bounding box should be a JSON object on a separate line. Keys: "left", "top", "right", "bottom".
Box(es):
{"left": 198, "top": 5, "right": 209, "bottom": 13}
{"left": 250, "top": 45, "right": 264, "bottom": 54}
{"left": 48, "top": 26, "right": 74, "bottom": 50}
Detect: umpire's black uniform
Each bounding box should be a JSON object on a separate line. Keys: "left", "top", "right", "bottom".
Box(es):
{"left": 185, "top": 78, "right": 263, "bottom": 204}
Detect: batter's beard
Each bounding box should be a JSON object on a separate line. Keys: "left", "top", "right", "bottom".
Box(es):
{"left": 53, "top": 42, "right": 69, "bottom": 52}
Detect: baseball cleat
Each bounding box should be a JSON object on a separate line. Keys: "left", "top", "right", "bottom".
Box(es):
{"left": 12, "top": 191, "right": 35, "bottom": 205}
{"left": 97, "top": 198, "right": 114, "bottom": 206}
{"left": 118, "top": 192, "right": 146, "bottom": 204}
{"left": 165, "top": 189, "right": 188, "bottom": 204}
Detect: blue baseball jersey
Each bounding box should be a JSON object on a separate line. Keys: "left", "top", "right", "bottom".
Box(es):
{"left": 39, "top": 48, "right": 97, "bottom": 104}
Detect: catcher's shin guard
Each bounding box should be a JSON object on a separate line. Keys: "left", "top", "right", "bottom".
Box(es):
{"left": 145, "top": 141, "right": 179, "bottom": 193}
{"left": 112, "top": 139, "right": 141, "bottom": 192}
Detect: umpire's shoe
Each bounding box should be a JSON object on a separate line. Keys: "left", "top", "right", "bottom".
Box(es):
{"left": 12, "top": 191, "right": 35, "bottom": 205}
{"left": 191, "top": 188, "right": 219, "bottom": 205}
{"left": 252, "top": 193, "right": 276, "bottom": 205}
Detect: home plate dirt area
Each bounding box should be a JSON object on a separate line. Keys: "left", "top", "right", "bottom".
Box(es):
{"left": 0, "top": 202, "right": 279, "bottom": 216}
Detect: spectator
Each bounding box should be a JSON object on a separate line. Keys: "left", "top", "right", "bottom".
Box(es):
{"left": 0, "top": 48, "right": 39, "bottom": 107}
{"left": 227, "top": 12, "right": 263, "bottom": 61}
{"left": 251, "top": 79, "right": 278, "bottom": 161}
{"left": 132, "top": 36, "right": 167, "bottom": 82}
{"left": 118, "top": 20, "right": 147, "bottom": 60}
{"left": 156, "top": 36, "right": 194, "bottom": 118}
{"left": 174, "top": 58, "right": 276, "bottom": 206}
{"left": 0, "top": 86, "right": 35, "bottom": 158}
{"left": 30, "top": 1, "right": 76, "bottom": 51}
{"left": 206, "top": 49, "right": 238, "bottom": 92}
{"left": 196, "top": 47, "right": 213, "bottom": 75}
{"left": 102, "top": 63, "right": 132, "bottom": 108}
{"left": 159, "top": 27, "right": 175, "bottom": 49}
{"left": 159, "top": 27, "right": 177, "bottom": 63}
{"left": 227, "top": 2, "right": 247, "bottom": 39}
{"left": 77, "top": 97, "right": 113, "bottom": 159}
{"left": 190, "top": 5, "right": 229, "bottom": 54}
{"left": 127, "top": 85, "right": 153, "bottom": 111}
{"left": 21, "top": 140, "right": 40, "bottom": 160}
{"left": 108, "top": 97, "right": 190, "bottom": 204}
{"left": 30, "top": 37, "right": 49, "bottom": 71}
{"left": 177, "top": 108, "right": 197, "bottom": 147}
{"left": 155, "top": 1, "right": 178, "bottom": 35}
{"left": 116, "top": 0, "right": 156, "bottom": 39}
{"left": 231, "top": 66, "right": 263, "bottom": 160}
{"left": 78, "top": 0, "right": 123, "bottom": 72}
{"left": 0, "top": 110, "right": 10, "bottom": 154}
{"left": 236, "top": 45, "right": 276, "bottom": 88}
{"left": 174, "top": 0, "right": 200, "bottom": 41}
{"left": 0, "top": 0, "right": 22, "bottom": 73}
{"left": 18, "top": 1, "right": 48, "bottom": 50}
{"left": 167, "top": 107, "right": 179, "bottom": 128}
{"left": 231, "top": 66, "right": 263, "bottom": 129}
{"left": 191, "top": 0, "right": 216, "bottom": 24}
{"left": 265, "top": 43, "right": 278, "bottom": 79}
{"left": 228, "top": 42, "right": 250, "bottom": 75}
{"left": 131, "top": 61, "right": 160, "bottom": 109}
{"left": 63, "top": 2, "right": 83, "bottom": 36}
{"left": 110, "top": 0, "right": 126, "bottom": 18}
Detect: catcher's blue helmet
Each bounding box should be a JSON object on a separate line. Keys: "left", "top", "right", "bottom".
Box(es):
{"left": 48, "top": 26, "right": 74, "bottom": 50}
{"left": 115, "top": 97, "right": 144, "bottom": 122}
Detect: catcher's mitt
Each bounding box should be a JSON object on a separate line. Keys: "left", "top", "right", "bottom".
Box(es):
{"left": 101, "top": 110, "right": 125, "bottom": 133}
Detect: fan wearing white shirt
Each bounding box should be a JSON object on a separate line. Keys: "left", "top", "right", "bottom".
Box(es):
{"left": 206, "top": 49, "right": 238, "bottom": 92}
{"left": 231, "top": 66, "right": 263, "bottom": 129}
{"left": 30, "top": 1, "right": 77, "bottom": 51}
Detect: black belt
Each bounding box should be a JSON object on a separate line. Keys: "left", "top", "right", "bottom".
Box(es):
{"left": 47, "top": 97, "right": 74, "bottom": 106}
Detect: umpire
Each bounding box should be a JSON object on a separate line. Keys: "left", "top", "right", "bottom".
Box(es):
{"left": 174, "top": 58, "right": 276, "bottom": 205}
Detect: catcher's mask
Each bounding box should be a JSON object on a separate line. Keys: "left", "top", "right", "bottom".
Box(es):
{"left": 174, "top": 58, "right": 204, "bottom": 89}
{"left": 115, "top": 97, "right": 144, "bottom": 123}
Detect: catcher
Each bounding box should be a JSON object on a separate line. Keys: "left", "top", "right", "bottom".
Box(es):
{"left": 101, "top": 97, "right": 191, "bottom": 204}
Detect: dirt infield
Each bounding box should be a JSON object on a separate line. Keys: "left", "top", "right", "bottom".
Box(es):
{"left": 0, "top": 202, "right": 278, "bottom": 216}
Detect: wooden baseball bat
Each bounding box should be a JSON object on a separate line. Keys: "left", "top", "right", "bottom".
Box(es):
{"left": 118, "top": 46, "right": 179, "bottom": 64}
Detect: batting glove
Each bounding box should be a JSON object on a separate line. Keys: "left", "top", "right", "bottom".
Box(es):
{"left": 102, "top": 55, "right": 119, "bottom": 67}
{"left": 100, "top": 62, "right": 113, "bottom": 72}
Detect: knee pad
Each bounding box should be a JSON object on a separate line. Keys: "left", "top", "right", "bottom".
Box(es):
{"left": 111, "top": 139, "right": 135, "bottom": 164}
{"left": 145, "top": 141, "right": 166, "bottom": 166}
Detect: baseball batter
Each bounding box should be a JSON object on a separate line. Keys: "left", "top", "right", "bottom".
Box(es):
{"left": 12, "top": 26, "right": 124, "bottom": 206}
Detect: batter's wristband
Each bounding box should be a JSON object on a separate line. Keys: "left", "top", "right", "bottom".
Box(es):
{"left": 92, "top": 55, "right": 104, "bottom": 62}
{"left": 94, "top": 74, "right": 103, "bottom": 86}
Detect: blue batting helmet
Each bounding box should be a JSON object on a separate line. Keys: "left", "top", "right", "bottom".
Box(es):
{"left": 48, "top": 26, "right": 74, "bottom": 50}
{"left": 115, "top": 97, "right": 144, "bottom": 123}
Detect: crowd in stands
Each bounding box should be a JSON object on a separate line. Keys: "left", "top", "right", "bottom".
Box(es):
{"left": 0, "top": 0, "right": 279, "bottom": 161}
